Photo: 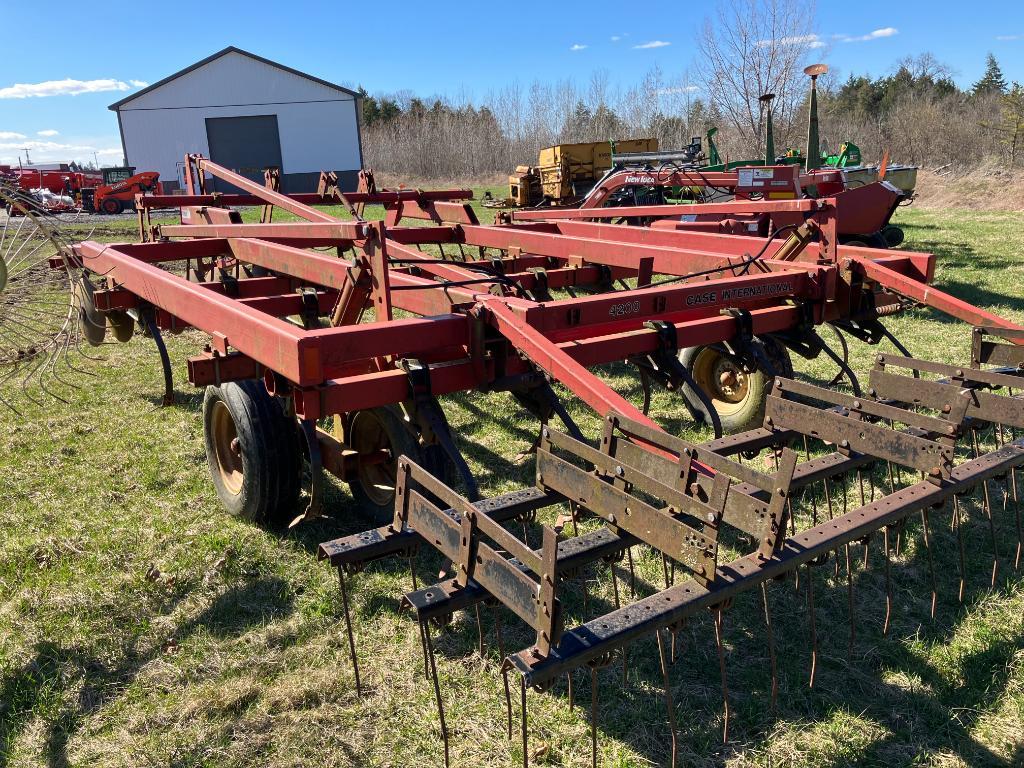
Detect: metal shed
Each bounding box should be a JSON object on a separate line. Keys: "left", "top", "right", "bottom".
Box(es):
{"left": 109, "top": 47, "right": 363, "bottom": 193}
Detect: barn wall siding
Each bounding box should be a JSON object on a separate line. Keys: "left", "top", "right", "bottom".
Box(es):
{"left": 115, "top": 50, "right": 361, "bottom": 192}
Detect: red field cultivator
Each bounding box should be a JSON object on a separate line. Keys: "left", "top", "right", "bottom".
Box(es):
{"left": 45, "top": 155, "right": 1024, "bottom": 764}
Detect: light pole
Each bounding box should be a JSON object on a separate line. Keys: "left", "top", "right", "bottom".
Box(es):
{"left": 804, "top": 64, "right": 828, "bottom": 171}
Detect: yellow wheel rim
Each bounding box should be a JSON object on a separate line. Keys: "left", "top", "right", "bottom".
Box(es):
{"left": 690, "top": 347, "right": 752, "bottom": 418}
{"left": 211, "top": 400, "right": 244, "bottom": 495}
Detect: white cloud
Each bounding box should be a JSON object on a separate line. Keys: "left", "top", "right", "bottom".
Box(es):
{"left": 37, "top": 129, "right": 59, "bottom": 137}
{"left": 633, "top": 40, "right": 670, "bottom": 49}
{"left": 611, "top": 35, "right": 621, "bottom": 42}
{"left": 0, "top": 131, "right": 26, "bottom": 140}
{"left": 758, "top": 33, "right": 826, "bottom": 49}
{"left": 0, "top": 78, "right": 142, "bottom": 99}
{"left": 839, "top": 27, "right": 898, "bottom": 43}
{"left": 129, "top": 79, "right": 149, "bottom": 87}
{"left": 570, "top": 44, "right": 587, "bottom": 51}
{"left": 657, "top": 85, "right": 700, "bottom": 95}
{"left": 996, "top": 34, "right": 1023, "bottom": 41}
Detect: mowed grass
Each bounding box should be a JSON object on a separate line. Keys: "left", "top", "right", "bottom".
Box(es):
{"left": 1, "top": 198, "right": 1023, "bottom": 767}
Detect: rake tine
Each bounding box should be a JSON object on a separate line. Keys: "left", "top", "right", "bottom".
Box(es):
{"left": 338, "top": 569, "right": 362, "bottom": 697}
{"left": 422, "top": 619, "right": 450, "bottom": 768}
{"left": 806, "top": 565, "right": 818, "bottom": 688}
{"left": 761, "top": 582, "right": 778, "bottom": 711}
{"left": 662, "top": 552, "right": 671, "bottom": 589}
{"left": 920, "top": 509, "right": 938, "bottom": 619}
{"left": 567, "top": 671, "right": 575, "bottom": 711}
{"left": 714, "top": 607, "right": 730, "bottom": 743}
{"left": 655, "top": 630, "right": 678, "bottom": 768}
{"left": 622, "top": 644, "right": 629, "bottom": 685}
{"left": 501, "top": 661, "right": 514, "bottom": 740}
{"left": 589, "top": 664, "right": 600, "bottom": 768}
{"left": 883, "top": 525, "right": 893, "bottom": 636}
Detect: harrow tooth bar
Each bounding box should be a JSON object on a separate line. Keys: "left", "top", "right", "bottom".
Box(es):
{"left": 509, "top": 435, "right": 1024, "bottom": 688}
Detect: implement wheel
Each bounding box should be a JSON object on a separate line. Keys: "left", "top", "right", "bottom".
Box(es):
{"left": 347, "top": 405, "right": 451, "bottom": 522}
{"left": 100, "top": 197, "right": 122, "bottom": 215}
{"left": 679, "top": 338, "right": 792, "bottom": 433}
{"left": 203, "top": 380, "right": 302, "bottom": 525}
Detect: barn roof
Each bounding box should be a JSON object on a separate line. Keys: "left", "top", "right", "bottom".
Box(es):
{"left": 109, "top": 46, "right": 360, "bottom": 110}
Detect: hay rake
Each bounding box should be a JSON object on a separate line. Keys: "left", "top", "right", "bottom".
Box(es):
{"left": 319, "top": 330, "right": 1024, "bottom": 767}
{"left": 0, "top": 183, "right": 105, "bottom": 412}
{"left": 60, "top": 155, "right": 1024, "bottom": 764}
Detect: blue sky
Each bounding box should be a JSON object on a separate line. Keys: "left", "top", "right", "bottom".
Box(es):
{"left": 1, "top": 0, "right": 1021, "bottom": 166}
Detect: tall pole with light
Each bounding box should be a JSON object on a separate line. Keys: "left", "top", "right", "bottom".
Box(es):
{"left": 804, "top": 63, "right": 828, "bottom": 171}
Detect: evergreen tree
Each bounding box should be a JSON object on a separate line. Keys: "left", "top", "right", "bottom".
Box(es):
{"left": 973, "top": 53, "right": 1008, "bottom": 96}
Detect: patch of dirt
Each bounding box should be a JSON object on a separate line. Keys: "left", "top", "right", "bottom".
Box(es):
{"left": 913, "top": 162, "right": 1024, "bottom": 212}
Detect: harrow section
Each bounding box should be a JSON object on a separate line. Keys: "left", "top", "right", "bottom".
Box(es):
{"left": 321, "top": 336, "right": 1024, "bottom": 766}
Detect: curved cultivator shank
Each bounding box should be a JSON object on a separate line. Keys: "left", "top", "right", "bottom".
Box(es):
{"left": 65, "top": 155, "right": 1024, "bottom": 765}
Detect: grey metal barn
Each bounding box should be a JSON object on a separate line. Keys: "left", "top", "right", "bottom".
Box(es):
{"left": 110, "top": 47, "right": 363, "bottom": 193}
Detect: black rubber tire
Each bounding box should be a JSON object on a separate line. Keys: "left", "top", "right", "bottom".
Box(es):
{"left": 348, "top": 405, "right": 456, "bottom": 523}
{"left": 679, "top": 337, "right": 793, "bottom": 433}
{"left": 348, "top": 405, "right": 423, "bottom": 523}
{"left": 881, "top": 224, "right": 905, "bottom": 248}
{"left": 100, "top": 197, "right": 122, "bottom": 215}
{"left": 202, "top": 380, "right": 302, "bottom": 525}
{"left": 842, "top": 233, "right": 887, "bottom": 249}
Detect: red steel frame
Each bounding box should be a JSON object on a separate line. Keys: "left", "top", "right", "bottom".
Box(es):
{"left": 76, "top": 156, "right": 1024, "bottom": 479}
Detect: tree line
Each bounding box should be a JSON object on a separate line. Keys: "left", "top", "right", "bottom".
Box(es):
{"left": 358, "top": 43, "right": 1022, "bottom": 178}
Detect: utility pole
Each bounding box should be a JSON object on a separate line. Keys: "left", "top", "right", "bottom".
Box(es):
{"left": 20, "top": 148, "right": 32, "bottom": 166}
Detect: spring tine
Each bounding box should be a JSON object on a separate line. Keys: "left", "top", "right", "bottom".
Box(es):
{"left": 626, "top": 547, "right": 637, "bottom": 599}
{"left": 567, "top": 671, "right": 575, "bottom": 711}
{"left": 422, "top": 619, "right": 450, "bottom": 768}
{"left": 883, "top": 525, "right": 893, "bottom": 635}
{"left": 338, "top": 569, "right": 362, "bottom": 697}
{"left": 418, "top": 614, "right": 431, "bottom": 679}
{"left": 982, "top": 479, "right": 999, "bottom": 588}
{"left": 1011, "top": 467, "right": 1022, "bottom": 571}
{"left": 655, "top": 630, "right": 678, "bottom": 768}
{"left": 714, "top": 608, "right": 730, "bottom": 743}
{"left": 920, "top": 508, "right": 938, "bottom": 619}
{"left": 761, "top": 582, "right": 778, "bottom": 711}
{"left": 952, "top": 496, "right": 968, "bottom": 603}
{"left": 494, "top": 607, "right": 506, "bottom": 660}
{"left": 845, "top": 543, "right": 856, "bottom": 657}
{"left": 409, "top": 554, "right": 419, "bottom": 592}
{"left": 521, "top": 676, "right": 529, "bottom": 768}
{"left": 475, "top": 603, "right": 486, "bottom": 657}
{"left": 502, "top": 662, "right": 513, "bottom": 740}
{"left": 662, "top": 553, "right": 671, "bottom": 589}
{"left": 807, "top": 565, "right": 818, "bottom": 688}
{"left": 590, "top": 664, "right": 600, "bottom": 768}
{"left": 622, "top": 644, "right": 629, "bottom": 685}
{"left": 610, "top": 561, "right": 621, "bottom": 609}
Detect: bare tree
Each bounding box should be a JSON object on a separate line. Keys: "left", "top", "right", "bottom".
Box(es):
{"left": 695, "top": 0, "right": 819, "bottom": 157}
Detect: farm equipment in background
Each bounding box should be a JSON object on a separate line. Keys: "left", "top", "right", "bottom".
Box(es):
{"left": 79, "top": 167, "right": 162, "bottom": 214}
{"left": 8, "top": 154, "right": 1022, "bottom": 767}
{"left": 504, "top": 138, "right": 659, "bottom": 207}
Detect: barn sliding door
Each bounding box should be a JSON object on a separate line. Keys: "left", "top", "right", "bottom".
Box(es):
{"left": 205, "top": 114, "right": 282, "bottom": 193}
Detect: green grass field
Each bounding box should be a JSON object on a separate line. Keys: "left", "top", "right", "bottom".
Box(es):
{"left": 1, "top": 199, "right": 1022, "bottom": 767}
